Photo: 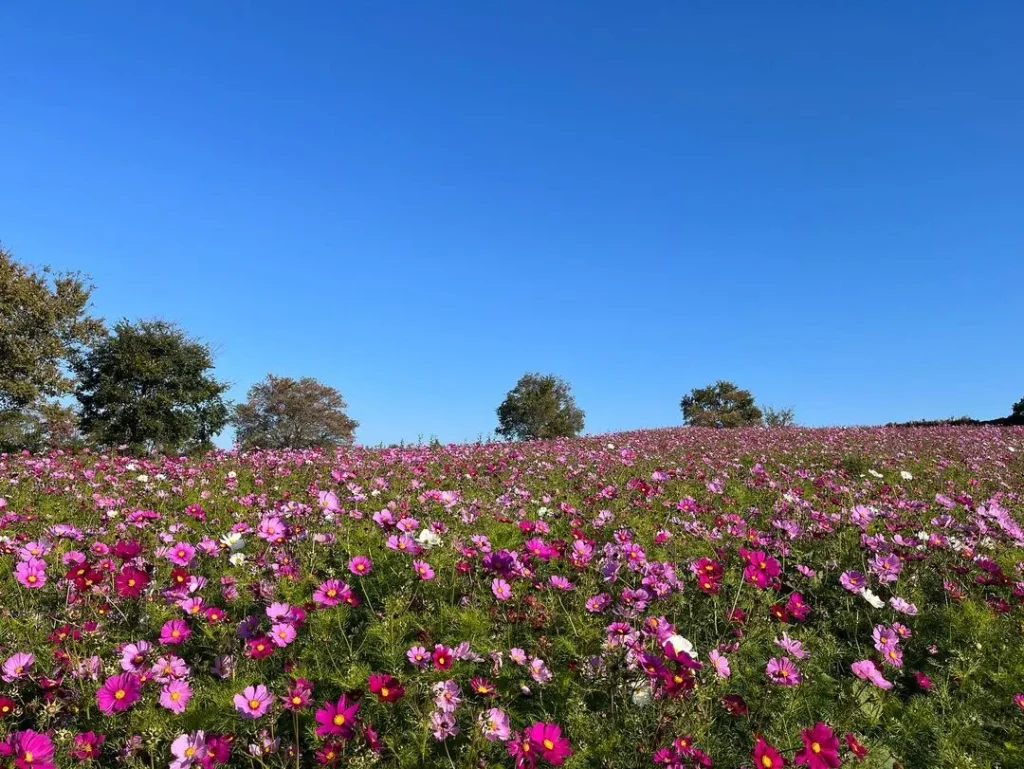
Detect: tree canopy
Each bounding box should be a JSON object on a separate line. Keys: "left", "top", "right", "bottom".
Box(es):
{"left": 74, "top": 319, "right": 229, "bottom": 454}
{"left": 681, "top": 380, "right": 763, "bottom": 428}
{"left": 233, "top": 374, "right": 358, "bottom": 449}
{"left": 496, "top": 373, "right": 585, "bottom": 441}
{"left": 0, "top": 244, "right": 104, "bottom": 414}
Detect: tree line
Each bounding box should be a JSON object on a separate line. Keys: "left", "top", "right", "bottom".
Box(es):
{"left": 2, "top": 244, "right": 1020, "bottom": 453}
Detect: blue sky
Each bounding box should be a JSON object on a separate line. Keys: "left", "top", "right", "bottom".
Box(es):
{"left": 1, "top": 2, "right": 1021, "bottom": 446}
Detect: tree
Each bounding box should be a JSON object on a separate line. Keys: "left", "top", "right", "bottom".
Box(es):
{"left": 1013, "top": 397, "right": 1024, "bottom": 419}
{"left": 496, "top": 373, "right": 585, "bottom": 441}
{"left": 763, "top": 405, "right": 797, "bottom": 428}
{"left": 233, "top": 375, "right": 358, "bottom": 449}
{"left": 74, "top": 319, "right": 229, "bottom": 454}
{"left": 680, "top": 380, "right": 763, "bottom": 428}
{"left": 0, "top": 244, "right": 104, "bottom": 414}
{"left": 0, "top": 402, "right": 81, "bottom": 453}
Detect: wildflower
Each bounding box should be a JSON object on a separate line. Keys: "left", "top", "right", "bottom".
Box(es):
{"left": 720, "top": 694, "right": 748, "bottom": 716}
{"left": 348, "top": 555, "right": 372, "bottom": 575}
{"left": 313, "top": 579, "right": 350, "bottom": 608}
{"left": 246, "top": 636, "right": 274, "bottom": 659}
{"left": 839, "top": 570, "right": 866, "bottom": 592}
{"left": 845, "top": 733, "right": 868, "bottom": 761}
{"left": 858, "top": 588, "right": 885, "bottom": 609}
{"left": 314, "top": 694, "right": 360, "bottom": 739}
{"left": 115, "top": 566, "right": 149, "bottom": 597}
{"left": 167, "top": 542, "right": 196, "bottom": 567}
{"left": 413, "top": 559, "right": 435, "bottom": 580}
{"left": 368, "top": 673, "right": 404, "bottom": 702}
{"left": 2, "top": 652, "right": 34, "bottom": 682}
{"left": 432, "top": 645, "right": 454, "bottom": 670}
{"left": 6, "top": 730, "right": 55, "bottom": 769}
{"left": 0, "top": 697, "right": 16, "bottom": 717}
{"left": 851, "top": 660, "right": 893, "bottom": 690}
{"left": 708, "top": 649, "right": 731, "bottom": 678}
{"left": 430, "top": 710, "right": 460, "bottom": 740}
{"left": 14, "top": 558, "right": 46, "bottom": 589}
{"left": 872, "top": 625, "right": 898, "bottom": 652}
{"left": 407, "top": 646, "right": 429, "bottom": 667}
{"left": 170, "top": 731, "right": 207, "bottom": 769}
{"left": 233, "top": 685, "right": 272, "bottom": 719}
{"left": 160, "top": 619, "right": 192, "bottom": 645}
{"left": 740, "top": 548, "right": 781, "bottom": 589}
{"left": 479, "top": 707, "right": 511, "bottom": 741}
{"left": 525, "top": 721, "right": 572, "bottom": 765}
{"left": 282, "top": 678, "right": 313, "bottom": 711}
{"left": 753, "top": 735, "right": 786, "bottom": 768}
{"left": 492, "top": 578, "right": 513, "bottom": 600}
{"left": 766, "top": 657, "right": 801, "bottom": 686}
{"left": 160, "top": 680, "right": 192, "bottom": 714}
{"left": 96, "top": 672, "right": 142, "bottom": 714}
{"left": 889, "top": 597, "right": 918, "bottom": 615}
{"left": 915, "top": 671, "right": 934, "bottom": 690}
{"left": 795, "top": 722, "right": 840, "bottom": 768}
{"left": 775, "top": 632, "right": 810, "bottom": 659}
{"left": 271, "top": 623, "right": 298, "bottom": 647}
{"left": 69, "top": 731, "right": 104, "bottom": 761}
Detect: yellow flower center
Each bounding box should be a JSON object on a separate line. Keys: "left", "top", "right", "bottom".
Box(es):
{"left": 27, "top": 576, "right": 36, "bottom": 583}
{"left": 14, "top": 667, "right": 23, "bottom": 674}
{"left": 292, "top": 696, "right": 302, "bottom": 705}
{"left": 543, "top": 739, "right": 554, "bottom": 751}
{"left": 249, "top": 699, "right": 260, "bottom": 709}
{"left": 333, "top": 713, "right": 345, "bottom": 726}
{"left": 185, "top": 746, "right": 195, "bottom": 757}
{"left": 115, "top": 689, "right": 126, "bottom": 700}
{"left": 812, "top": 742, "right": 821, "bottom": 754}
{"left": 170, "top": 691, "right": 180, "bottom": 701}
{"left": 23, "top": 751, "right": 33, "bottom": 762}
{"left": 762, "top": 757, "right": 773, "bottom": 768}
{"left": 327, "top": 589, "right": 337, "bottom": 597}
{"left": 438, "top": 657, "right": 446, "bottom": 665}
{"left": 128, "top": 579, "right": 136, "bottom": 587}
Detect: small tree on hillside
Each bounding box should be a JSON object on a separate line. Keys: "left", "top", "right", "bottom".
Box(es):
{"left": 74, "top": 319, "right": 229, "bottom": 454}
{"left": 681, "top": 380, "right": 763, "bottom": 428}
{"left": 233, "top": 375, "right": 358, "bottom": 449}
{"left": 496, "top": 373, "right": 585, "bottom": 441}
{"left": 763, "top": 405, "right": 797, "bottom": 428}
{"left": 1013, "top": 397, "right": 1024, "bottom": 419}
{"left": 0, "top": 244, "right": 104, "bottom": 414}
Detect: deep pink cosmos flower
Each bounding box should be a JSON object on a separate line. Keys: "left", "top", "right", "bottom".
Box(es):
{"left": 313, "top": 579, "right": 350, "bottom": 607}
{"left": 69, "top": 731, "right": 104, "bottom": 761}
{"left": 766, "top": 657, "right": 801, "bottom": 686}
{"left": 160, "top": 619, "right": 191, "bottom": 646}
{"left": 167, "top": 542, "right": 196, "bottom": 567}
{"left": 413, "top": 559, "right": 435, "bottom": 580}
{"left": 233, "top": 684, "right": 272, "bottom": 718}
{"left": 368, "top": 673, "right": 405, "bottom": 703}
{"left": 432, "top": 645, "right": 454, "bottom": 670}
{"left": 525, "top": 722, "right": 572, "bottom": 765}
{"left": 314, "top": 694, "right": 360, "bottom": 739}
{"left": 6, "top": 730, "right": 55, "bottom": 769}
{"left": 795, "top": 722, "right": 840, "bottom": 768}
{"left": 752, "top": 735, "right": 785, "bottom": 768}
{"left": 96, "top": 673, "right": 141, "bottom": 714}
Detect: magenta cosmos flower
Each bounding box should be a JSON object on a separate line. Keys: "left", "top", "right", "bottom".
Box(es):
{"left": 160, "top": 619, "right": 192, "bottom": 645}
{"left": 233, "top": 684, "right": 272, "bottom": 718}
{"left": 794, "top": 722, "right": 841, "bottom": 768}
{"left": 525, "top": 722, "right": 572, "bottom": 765}
{"left": 313, "top": 579, "right": 350, "bottom": 608}
{"left": 6, "top": 730, "right": 55, "bottom": 769}
{"left": 413, "top": 560, "right": 435, "bottom": 580}
{"left": 96, "top": 673, "right": 142, "bottom": 714}
{"left": 314, "top": 694, "right": 360, "bottom": 739}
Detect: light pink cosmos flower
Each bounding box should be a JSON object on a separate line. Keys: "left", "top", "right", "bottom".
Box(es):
{"left": 765, "top": 657, "right": 801, "bottom": 686}
{"left": 14, "top": 558, "right": 46, "bottom": 589}
{"left": 234, "top": 684, "right": 272, "bottom": 718}
{"left": 167, "top": 542, "right": 196, "bottom": 567}
{"left": 708, "top": 649, "right": 731, "bottom": 679}
{"left": 271, "top": 623, "right": 297, "bottom": 647}
{"left": 2, "top": 653, "right": 34, "bottom": 682}
{"left": 348, "top": 556, "right": 372, "bottom": 576}
{"left": 852, "top": 659, "right": 893, "bottom": 690}
{"left": 160, "top": 680, "right": 192, "bottom": 714}
{"left": 491, "top": 578, "right": 512, "bottom": 600}
{"left": 170, "top": 731, "right": 207, "bottom": 769}
{"left": 479, "top": 707, "right": 511, "bottom": 741}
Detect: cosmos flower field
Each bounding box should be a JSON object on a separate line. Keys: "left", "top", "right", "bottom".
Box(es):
{"left": 1, "top": 427, "right": 1023, "bottom": 769}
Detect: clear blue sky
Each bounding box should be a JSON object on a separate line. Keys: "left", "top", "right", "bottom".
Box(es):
{"left": 2, "top": 2, "right": 1022, "bottom": 446}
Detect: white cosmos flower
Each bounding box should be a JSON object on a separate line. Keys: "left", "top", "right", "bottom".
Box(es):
{"left": 630, "top": 678, "right": 653, "bottom": 707}
{"left": 229, "top": 553, "right": 246, "bottom": 567}
{"left": 220, "top": 532, "right": 245, "bottom": 552}
{"left": 868, "top": 470, "right": 883, "bottom": 479}
{"left": 859, "top": 588, "right": 884, "bottom": 609}
{"left": 416, "top": 529, "right": 443, "bottom": 549}
{"left": 136, "top": 474, "right": 149, "bottom": 483}
{"left": 537, "top": 506, "right": 550, "bottom": 519}
{"left": 900, "top": 471, "right": 913, "bottom": 480}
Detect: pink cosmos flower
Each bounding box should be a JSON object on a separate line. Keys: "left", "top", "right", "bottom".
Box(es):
{"left": 407, "top": 646, "right": 429, "bottom": 667}
{"left": 708, "top": 649, "right": 731, "bottom": 679}
{"left": 170, "top": 731, "right": 207, "bottom": 769}
{"left": 271, "top": 623, "right": 297, "bottom": 647}
{"left": 491, "top": 578, "right": 512, "bottom": 600}
{"left": 348, "top": 556, "right": 372, "bottom": 575}
{"left": 479, "top": 707, "right": 511, "bottom": 741}
{"left": 525, "top": 721, "right": 572, "bottom": 765}
{"left": 851, "top": 659, "right": 893, "bottom": 690}
{"left": 413, "top": 560, "right": 435, "bottom": 580}
{"left": 2, "top": 652, "right": 34, "bottom": 682}
{"left": 766, "top": 657, "right": 801, "bottom": 686}
{"left": 160, "top": 680, "right": 192, "bottom": 714}
{"left": 96, "top": 673, "right": 142, "bottom": 714}
{"left": 167, "top": 542, "right": 196, "bottom": 567}
{"left": 313, "top": 579, "right": 349, "bottom": 608}
{"left": 314, "top": 694, "right": 360, "bottom": 739}
{"left": 14, "top": 558, "right": 46, "bottom": 589}
{"left": 160, "top": 619, "right": 192, "bottom": 645}
{"left": 6, "top": 730, "right": 55, "bottom": 769}
{"left": 795, "top": 722, "right": 841, "bottom": 768}
{"left": 233, "top": 684, "right": 272, "bottom": 719}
